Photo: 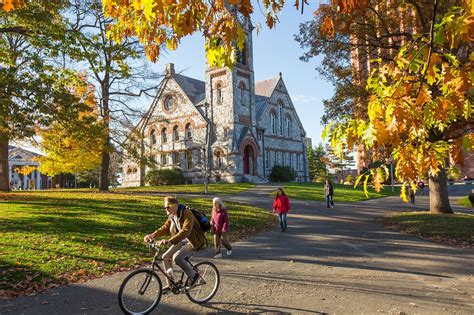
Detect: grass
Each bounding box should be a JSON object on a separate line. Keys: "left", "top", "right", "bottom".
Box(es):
{"left": 115, "top": 182, "right": 255, "bottom": 195}
{"left": 0, "top": 190, "right": 274, "bottom": 297}
{"left": 281, "top": 182, "right": 400, "bottom": 202}
{"left": 457, "top": 197, "right": 472, "bottom": 208}
{"left": 385, "top": 212, "right": 474, "bottom": 246}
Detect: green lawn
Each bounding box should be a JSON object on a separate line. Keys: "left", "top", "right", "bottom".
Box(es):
{"left": 281, "top": 182, "right": 400, "bottom": 202}
{"left": 0, "top": 190, "right": 273, "bottom": 297}
{"left": 385, "top": 212, "right": 474, "bottom": 245}
{"left": 457, "top": 197, "right": 472, "bottom": 208}
{"left": 115, "top": 182, "right": 255, "bottom": 195}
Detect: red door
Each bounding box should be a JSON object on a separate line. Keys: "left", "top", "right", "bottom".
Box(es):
{"left": 243, "top": 145, "right": 254, "bottom": 175}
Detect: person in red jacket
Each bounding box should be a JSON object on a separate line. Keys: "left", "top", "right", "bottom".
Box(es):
{"left": 273, "top": 188, "right": 291, "bottom": 232}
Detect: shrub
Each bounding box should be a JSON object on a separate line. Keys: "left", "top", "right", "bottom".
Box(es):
{"left": 269, "top": 165, "right": 297, "bottom": 182}
{"left": 145, "top": 168, "right": 185, "bottom": 185}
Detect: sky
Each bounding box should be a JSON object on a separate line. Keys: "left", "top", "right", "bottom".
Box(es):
{"left": 148, "top": 1, "right": 334, "bottom": 146}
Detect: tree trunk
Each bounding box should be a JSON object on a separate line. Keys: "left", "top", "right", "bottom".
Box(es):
{"left": 99, "top": 82, "right": 110, "bottom": 192}
{"left": 99, "top": 139, "right": 110, "bottom": 191}
{"left": 429, "top": 167, "right": 453, "bottom": 214}
{"left": 0, "top": 133, "right": 10, "bottom": 192}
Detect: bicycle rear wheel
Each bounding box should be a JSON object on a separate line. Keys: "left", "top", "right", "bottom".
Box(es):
{"left": 118, "top": 269, "right": 162, "bottom": 314}
{"left": 185, "top": 261, "right": 220, "bottom": 304}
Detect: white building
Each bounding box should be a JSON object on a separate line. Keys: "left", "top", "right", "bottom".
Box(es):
{"left": 8, "top": 145, "right": 50, "bottom": 190}
{"left": 122, "top": 17, "right": 309, "bottom": 186}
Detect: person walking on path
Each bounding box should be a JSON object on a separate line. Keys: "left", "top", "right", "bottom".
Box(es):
{"left": 409, "top": 185, "right": 416, "bottom": 205}
{"left": 325, "top": 180, "right": 334, "bottom": 209}
{"left": 417, "top": 179, "right": 425, "bottom": 195}
{"left": 211, "top": 197, "right": 232, "bottom": 259}
{"left": 273, "top": 188, "right": 291, "bottom": 232}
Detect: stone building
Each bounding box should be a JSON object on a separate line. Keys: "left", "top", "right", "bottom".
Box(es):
{"left": 121, "top": 18, "right": 309, "bottom": 187}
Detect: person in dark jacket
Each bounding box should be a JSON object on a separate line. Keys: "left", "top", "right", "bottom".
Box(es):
{"left": 144, "top": 196, "right": 205, "bottom": 292}
{"left": 324, "top": 180, "right": 334, "bottom": 208}
{"left": 273, "top": 188, "right": 291, "bottom": 232}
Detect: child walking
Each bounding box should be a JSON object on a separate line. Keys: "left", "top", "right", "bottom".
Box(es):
{"left": 211, "top": 197, "right": 232, "bottom": 258}
{"left": 273, "top": 188, "right": 291, "bottom": 232}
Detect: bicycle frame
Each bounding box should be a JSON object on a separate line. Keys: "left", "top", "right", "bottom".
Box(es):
{"left": 148, "top": 246, "right": 194, "bottom": 294}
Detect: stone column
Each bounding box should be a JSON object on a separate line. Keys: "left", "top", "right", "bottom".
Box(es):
{"left": 36, "top": 170, "right": 41, "bottom": 190}
{"left": 23, "top": 174, "right": 28, "bottom": 190}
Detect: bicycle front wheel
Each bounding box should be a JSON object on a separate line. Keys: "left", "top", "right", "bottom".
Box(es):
{"left": 185, "top": 261, "right": 220, "bottom": 304}
{"left": 118, "top": 269, "right": 162, "bottom": 315}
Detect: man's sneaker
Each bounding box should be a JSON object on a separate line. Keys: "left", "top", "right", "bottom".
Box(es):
{"left": 162, "top": 285, "right": 171, "bottom": 295}
{"left": 226, "top": 249, "right": 232, "bottom": 256}
{"left": 187, "top": 272, "right": 200, "bottom": 288}
{"left": 214, "top": 253, "right": 223, "bottom": 259}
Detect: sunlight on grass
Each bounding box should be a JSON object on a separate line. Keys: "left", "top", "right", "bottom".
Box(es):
{"left": 281, "top": 182, "right": 400, "bottom": 202}
{"left": 457, "top": 197, "right": 471, "bottom": 208}
{"left": 0, "top": 190, "right": 272, "bottom": 297}
{"left": 115, "top": 182, "right": 255, "bottom": 194}
{"left": 386, "top": 211, "right": 474, "bottom": 245}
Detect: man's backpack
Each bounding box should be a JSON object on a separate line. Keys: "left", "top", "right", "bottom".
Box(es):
{"left": 186, "top": 207, "right": 211, "bottom": 232}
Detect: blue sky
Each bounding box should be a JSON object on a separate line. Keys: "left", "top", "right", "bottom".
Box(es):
{"left": 149, "top": 1, "right": 333, "bottom": 146}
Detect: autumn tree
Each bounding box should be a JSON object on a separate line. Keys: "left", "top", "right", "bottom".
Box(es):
{"left": 63, "top": 0, "right": 160, "bottom": 191}
{"left": 37, "top": 81, "right": 105, "bottom": 176}
{"left": 319, "top": 0, "right": 473, "bottom": 213}
{"left": 0, "top": 1, "right": 92, "bottom": 191}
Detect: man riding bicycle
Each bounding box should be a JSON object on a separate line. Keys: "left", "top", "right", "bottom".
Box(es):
{"left": 144, "top": 196, "right": 206, "bottom": 292}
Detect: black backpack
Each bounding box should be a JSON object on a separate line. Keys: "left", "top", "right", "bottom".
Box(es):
{"left": 186, "top": 207, "right": 211, "bottom": 233}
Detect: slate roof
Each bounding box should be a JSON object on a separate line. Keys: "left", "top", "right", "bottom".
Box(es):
{"left": 174, "top": 74, "right": 205, "bottom": 104}
{"left": 255, "top": 95, "right": 269, "bottom": 120}
{"left": 255, "top": 76, "right": 280, "bottom": 97}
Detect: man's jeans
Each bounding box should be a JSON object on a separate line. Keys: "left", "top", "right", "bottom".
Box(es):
{"left": 162, "top": 242, "right": 196, "bottom": 281}
{"left": 326, "top": 195, "right": 334, "bottom": 208}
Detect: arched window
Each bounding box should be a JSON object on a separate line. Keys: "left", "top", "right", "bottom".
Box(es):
{"left": 286, "top": 116, "right": 292, "bottom": 138}
{"left": 150, "top": 129, "right": 156, "bottom": 145}
{"left": 161, "top": 127, "right": 167, "bottom": 143}
{"left": 215, "top": 151, "right": 223, "bottom": 168}
{"left": 186, "top": 150, "right": 193, "bottom": 170}
{"left": 237, "top": 42, "right": 247, "bottom": 65}
{"left": 172, "top": 125, "right": 179, "bottom": 141}
{"left": 185, "top": 123, "right": 192, "bottom": 140}
{"left": 164, "top": 96, "right": 173, "bottom": 111}
{"left": 216, "top": 83, "right": 222, "bottom": 104}
{"left": 271, "top": 112, "right": 276, "bottom": 135}
{"left": 239, "top": 81, "right": 247, "bottom": 106}
{"left": 278, "top": 101, "right": 284, "bottom": 136}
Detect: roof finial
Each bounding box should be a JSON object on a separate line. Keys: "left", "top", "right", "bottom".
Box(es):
{"left": 279, "top": 72, "right": 282, "bottom": 78}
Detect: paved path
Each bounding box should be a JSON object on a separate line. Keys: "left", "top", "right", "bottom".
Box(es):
{"left": 1, "top": 185, "right": 473, "bottom": 314}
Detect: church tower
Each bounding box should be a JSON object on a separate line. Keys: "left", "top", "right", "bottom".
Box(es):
{"left": 204, "top": 10, "right": 260, "bottom": 182}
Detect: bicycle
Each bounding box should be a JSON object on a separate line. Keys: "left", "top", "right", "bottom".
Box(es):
{"left": 118, "top": 242, "right": 220, "bottom": 314}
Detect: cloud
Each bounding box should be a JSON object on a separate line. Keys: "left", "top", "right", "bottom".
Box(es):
{"left": 291, "top": 94, "right": 319, "bottom": 104}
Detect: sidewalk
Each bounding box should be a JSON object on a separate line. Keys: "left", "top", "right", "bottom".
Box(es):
{"left": 1, "top": 185, "right": 473, "bottom": 314}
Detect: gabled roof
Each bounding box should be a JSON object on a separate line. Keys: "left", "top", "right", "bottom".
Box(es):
{"left": 255, "top": 95, "right": 269, "bottom": 120}
{"left": 255, "top": 76, "right": 280, "bottom": 97}
{"left": 174, "top": 74, "right": 205, "bottom": 104}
